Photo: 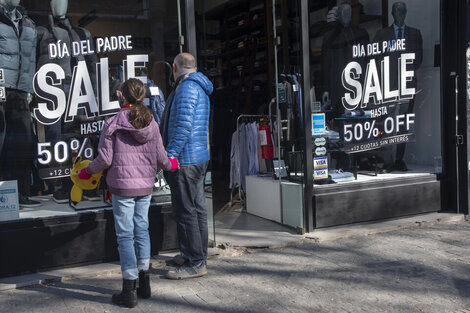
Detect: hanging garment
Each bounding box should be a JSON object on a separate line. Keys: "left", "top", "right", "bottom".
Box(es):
{"left": 259, "top": 123, "right": 274, "bottom": 159}
{"left": 291, "top": 74, "right": 303, "bottom": 137}
{"left": 247, "top": 122, "right": 259, "bottom": 175}
{"left": 257, "top": 126, "right": 267, "bottom": 173}
{"left": 229, "top": 130, "right": 240, "bottom": 189}
{"left": 239, "top": 123, "right": 250, "bottom": 191}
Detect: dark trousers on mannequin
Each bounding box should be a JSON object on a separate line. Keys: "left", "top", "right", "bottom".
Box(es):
{"left": 378, "top": 99, "right": 414, "bottom": 172}
{"left": 0, "top": 90, "right": 34, "bottom": 196}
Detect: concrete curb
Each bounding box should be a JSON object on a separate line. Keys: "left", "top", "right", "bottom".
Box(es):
{"left": 306, "top": 213, "right": 467, "bottom": 243}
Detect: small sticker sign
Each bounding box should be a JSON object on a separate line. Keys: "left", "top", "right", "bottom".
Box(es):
{"left": 314, "top": 157, "right": 328, "bottom": 169}
{"left": 315, "top": 147, "right": 327, "bottom": 156}
{"left": 0, "top": 87, "right": 5, "bottom": 102}
{"left": 312, "top": 113, "right": 325, "bottom": 135}
{"left": 0, "top": 69, "right": 4, "bottom": 83}
{"left": 149, "top": 86, "right": 160, "bottom": 96}
{"left": 0, "top": 180, "right": 19, "bottom": 222}
{"left": 314, "top": 168, "right": 328, "bottom": 180}
{"left": 311, "top": 101, "right": 321, "bottom": 113}
{"left": 259, "top": 129, "right": 268, "bottom": 145}
{"left": 314, "top": 137, "right": 326, "bottom": 146}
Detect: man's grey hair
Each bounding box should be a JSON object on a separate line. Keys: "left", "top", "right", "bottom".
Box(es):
{"left": 174, "top": 53, "right": 196, "bottom": 70}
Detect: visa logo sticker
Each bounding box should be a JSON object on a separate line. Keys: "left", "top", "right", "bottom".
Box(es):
{"left": 314, "top": 157, "right": 328, "bottom": 169}
{"left": 314, "top": 168, "right": 328, "bottom": 180}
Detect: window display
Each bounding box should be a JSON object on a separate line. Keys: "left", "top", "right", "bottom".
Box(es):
{"left": 0, "top": 0, "right": 183, "bottom": 220}
{"left": 310, "top": 0, "right": 441, "bottom": 185}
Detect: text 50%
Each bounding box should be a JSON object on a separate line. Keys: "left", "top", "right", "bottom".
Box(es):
{"left": 38, "top": 138, "right": 93, "bottom": 165}
{"left": 344, "top": 121, "right": 379, "bottom": 142}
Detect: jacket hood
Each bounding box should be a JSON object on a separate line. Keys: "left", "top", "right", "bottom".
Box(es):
{"left": 105, "top": 109, "right": 157, "bottom": 144}
{"left": 185, "top": 72, "right": 214, "bottom": 96}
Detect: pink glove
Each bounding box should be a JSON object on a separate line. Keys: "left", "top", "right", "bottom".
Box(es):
{"left": 169, "top": 157, "right": 179, "bottom": 170}
{"left": 77, "top": 167, "right": 92, "bottom": 180}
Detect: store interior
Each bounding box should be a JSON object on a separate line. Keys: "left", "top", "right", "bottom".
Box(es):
{"left": 196, "top": 0, "right": 442, "bottom": 223}
{"left": 0, "top": 0, "right": 442, "bottom": 228}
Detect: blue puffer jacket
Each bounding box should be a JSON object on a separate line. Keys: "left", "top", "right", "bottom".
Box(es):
{"left": 166, "top": 72, "right": 213, "bottom": 166}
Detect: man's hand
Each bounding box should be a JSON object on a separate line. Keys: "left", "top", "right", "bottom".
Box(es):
{"left": 77, "top": 168, "right": 92, "bottom": 180}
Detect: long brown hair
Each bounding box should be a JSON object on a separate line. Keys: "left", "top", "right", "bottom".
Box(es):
{"left": 121, "top": 78, "right": 153, "bottom": 129}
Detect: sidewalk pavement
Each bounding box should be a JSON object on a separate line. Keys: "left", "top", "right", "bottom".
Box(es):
{"left": 0, "top": 212, "right": 465, "bottom": 292}
{"left": 1, "top": 212, "right": 469, "bottom": 312}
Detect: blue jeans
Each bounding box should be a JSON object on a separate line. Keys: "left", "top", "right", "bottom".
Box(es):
{"left": 165, "top": 161, "right": 209, "bottom": 266}
{"left": 112, "top": 194, "right": 152, "bottom": 280}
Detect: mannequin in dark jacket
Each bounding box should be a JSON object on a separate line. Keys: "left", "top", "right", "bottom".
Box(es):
{"left": 321, "top": 3, "right": 369, "bottom": 117}
{"left": 35, "top": 0, "right": 98, "bottom": 139}
{"left": 373, "top": 2, "right": 423, "bottom": 172}
{"left": 34, "top": 0, "right": 98, "bottom": 203}
{"left": 36, "top": 0, "right": 97, "bottom": 86}
{"left": 0, "top": 0, "right": 39, "bottom": 207}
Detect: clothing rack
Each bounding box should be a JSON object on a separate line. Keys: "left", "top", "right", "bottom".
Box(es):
{"left": 230, "top": 114, "right": 277, "bottom": 208}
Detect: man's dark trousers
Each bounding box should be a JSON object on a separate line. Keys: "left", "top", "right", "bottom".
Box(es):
{"left": 165, "top": 161, "right": 209, "bottom": 266}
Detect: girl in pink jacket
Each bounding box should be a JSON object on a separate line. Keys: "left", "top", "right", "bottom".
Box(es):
{"left": 78, "top": 78, "right": 178, "bottom": 308}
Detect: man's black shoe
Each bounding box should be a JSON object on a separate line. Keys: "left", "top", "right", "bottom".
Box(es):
{"left": 19, "top": 195, "right": 41, "bottom": 208}
{"left": 395, "top": 159, "right": 408, "bottom": 171}
{"left": 53, "top": 189, "right": 69, "bottom": 203}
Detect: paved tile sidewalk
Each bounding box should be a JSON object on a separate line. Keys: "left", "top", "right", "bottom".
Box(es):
{"left": 1, "top": 220, "right": 470, "bottom": 312}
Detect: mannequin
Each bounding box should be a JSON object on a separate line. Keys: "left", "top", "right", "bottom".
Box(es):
{"left": 0, "top": 0, "right": 19, "bottom": 11}
{"left": 0, "top": 0, "right": 39, "bottom": 207}
{"left": 320, "top": 3, "right": 369, "bottom": 117}
{"left": 34, "top": 0, "right": 98, "bottom": 203}
{"left": 36, "top": 0, "right": 97, "bottom": 84}
{"left": 373, "top": 2, "right": 423, "bottom": 172}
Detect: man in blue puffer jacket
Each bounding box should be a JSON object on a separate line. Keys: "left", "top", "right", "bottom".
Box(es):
{"left": 161, "top": 53, "right": 213, "bottom": 280}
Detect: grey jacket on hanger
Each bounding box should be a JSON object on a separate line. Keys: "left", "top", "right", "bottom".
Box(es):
{"left": 0, "top": 6, "right": 37, "bottom": 93}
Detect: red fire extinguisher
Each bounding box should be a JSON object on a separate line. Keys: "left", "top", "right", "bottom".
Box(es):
{"left": 259, "top": 116, "right": 274, "bottom": 159}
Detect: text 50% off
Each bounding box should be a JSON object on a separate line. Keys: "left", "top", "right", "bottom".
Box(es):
{"left": 343, "top": 113, "right": 415, "bottom": 142}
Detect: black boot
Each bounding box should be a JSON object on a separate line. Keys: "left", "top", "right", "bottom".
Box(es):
{"left": 137, "top": 270, "right": 151, "bottom": 299}
{"left": 112, "top": 279, "right": 137, "bottom": 308}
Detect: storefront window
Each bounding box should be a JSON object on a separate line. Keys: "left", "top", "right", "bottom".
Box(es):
{"left": 309, "top": 0, "right": 441, "bottom": 185}
{"left": 0, "top": 0, "right": 184, "bottom": 221}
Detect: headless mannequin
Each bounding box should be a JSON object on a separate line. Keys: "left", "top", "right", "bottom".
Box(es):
{"left": 320, "top": 4, "right": 369, "bottom": 171}
{"left": 321, "top": 4, "right": 369, "bottom": 117}
{"left": 34, "top": 0, "right": 98, "bottom": 202}
{"left": 36, "top": 0, "right": 98, "bottom": 81}
{"left": 0, "top": 0, "right": 39, "bottom": 205}
{"left": 321, "top": 4, "right": 352, "bottom": 110}
{"left": 0, "top": 0, "right": 21, "bottom": 157}
{"left": 373, "top": 2, "right": 423, "bottom": 172}
{"left": 1, "top": 0, "right": 20, "bottom": 12}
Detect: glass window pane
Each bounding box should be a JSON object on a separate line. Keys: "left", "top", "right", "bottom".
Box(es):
{"left": 0, "top": 0, "right": 183, "bottom": 220}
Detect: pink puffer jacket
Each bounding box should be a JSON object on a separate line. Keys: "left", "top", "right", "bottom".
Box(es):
{"left": 88, "top": 109, "right": 172, "bottom": 197}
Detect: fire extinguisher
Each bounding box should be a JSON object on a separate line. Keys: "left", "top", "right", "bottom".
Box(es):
{"left": 259, "top": 116, "right": 274, "bottom": 159}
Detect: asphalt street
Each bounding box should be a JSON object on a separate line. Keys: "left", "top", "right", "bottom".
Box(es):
{"left": 1, "top": 220, "right": 470, "bottom": 313}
